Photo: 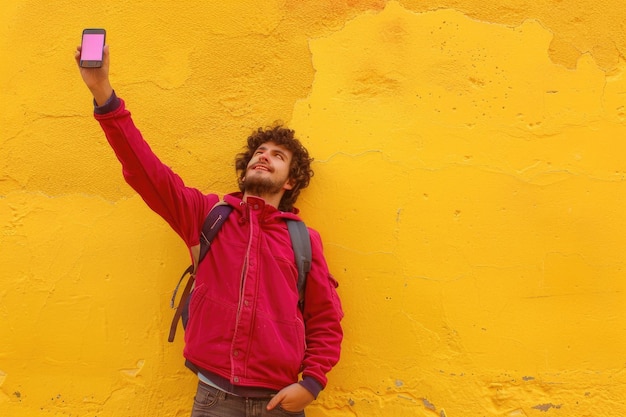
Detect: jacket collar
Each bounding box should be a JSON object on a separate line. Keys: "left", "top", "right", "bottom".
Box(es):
{"left": 224, "top": 192, "right": 302, "bottom": 222}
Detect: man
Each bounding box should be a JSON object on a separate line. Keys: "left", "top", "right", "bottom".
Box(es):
{"left": 75, "top": 44, "right": 343, "bottom": 417}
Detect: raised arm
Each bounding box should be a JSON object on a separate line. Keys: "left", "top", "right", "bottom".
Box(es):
{"left": 73, "top": 42, "right": 215, "bottom": 248}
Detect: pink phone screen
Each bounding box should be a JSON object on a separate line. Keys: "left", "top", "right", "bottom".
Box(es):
{"left": 81, "top": 34, "right": 105, "bottom": 60}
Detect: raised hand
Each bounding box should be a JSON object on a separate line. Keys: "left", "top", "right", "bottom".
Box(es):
{"left": 74, "top": 44, "right": 113, "bottom": 106}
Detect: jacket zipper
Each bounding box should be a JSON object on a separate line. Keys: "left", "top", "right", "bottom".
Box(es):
{"left": 230, "top": 204, "right": 254, "bottom": 381}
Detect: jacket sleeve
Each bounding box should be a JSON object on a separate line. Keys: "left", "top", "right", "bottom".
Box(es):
{"left": 300, "top": 228, "right": 344, "bottom": 395}
{"left": 94, "top": 97, "right": 217, "bottom": 247}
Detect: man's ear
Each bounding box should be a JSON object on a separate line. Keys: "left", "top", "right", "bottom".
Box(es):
{"left": 283, "top": 178, "right": 295, "bottom": 191}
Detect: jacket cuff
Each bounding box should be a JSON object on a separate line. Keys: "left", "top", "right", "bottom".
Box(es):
{"left": 94, "top": 90, "right": 120, "bottom": 114}
{"left": 299, "top": 376, "right": 323, "bottom": 399}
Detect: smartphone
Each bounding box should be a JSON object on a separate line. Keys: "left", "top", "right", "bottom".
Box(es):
{"left": 80, "top": 28, "right": 106, "bottom": 68}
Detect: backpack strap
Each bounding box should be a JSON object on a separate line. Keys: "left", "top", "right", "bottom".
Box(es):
{"left": 167, "top": 266, "right": 195, "bottom": 342}
{"left": 287, "top": 220, "right": 311, "bottom": 310}
{"left": 196, "top": 203, "right": 233, "bottom": 269}
{"left": 168, "top": 202, "right": 232, "bottom": 342}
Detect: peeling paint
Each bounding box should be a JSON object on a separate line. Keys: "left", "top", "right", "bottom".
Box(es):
{"left": 422, "top": 398, "right": 436, "bottom": 411}
{"left": 120, "top": 360, "right": 146, "bottom": 378}
{"left": 532, "top": 403, "right": 563, "bottom": 412}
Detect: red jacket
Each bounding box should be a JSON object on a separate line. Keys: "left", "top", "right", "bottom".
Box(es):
{"left": 95, "top": 98, "right": 343, "bottom": 393}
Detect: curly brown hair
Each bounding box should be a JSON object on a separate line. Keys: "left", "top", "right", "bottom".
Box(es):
{"left": 235, "top": 125, "right": 314, "bottom": 212}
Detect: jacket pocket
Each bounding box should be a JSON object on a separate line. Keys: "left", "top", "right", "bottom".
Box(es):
{"left": 185, "top": 284, "right": 238, "bottom": 354}
{"left": 248, "top": 311, "right": 306, "bottom": 382}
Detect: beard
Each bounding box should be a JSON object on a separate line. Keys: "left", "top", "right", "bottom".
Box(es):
{"left": 242, "top": 174, "right": 286, "bottom": 197}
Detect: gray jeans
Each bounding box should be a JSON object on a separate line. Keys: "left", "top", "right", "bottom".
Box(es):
{"left": 190, "top": 381, "right": 305, "bottom": 417}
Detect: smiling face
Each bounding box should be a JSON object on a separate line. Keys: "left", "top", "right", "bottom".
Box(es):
{"left": 242, "top": 141, "right": 294, "bottom": 204}
{"left": 235, "top": 125, "right": 313, "bottom": 212}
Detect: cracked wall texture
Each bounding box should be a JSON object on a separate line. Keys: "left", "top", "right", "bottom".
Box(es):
{"left": 1, "top": 1, "right": 625, "bottom": 416}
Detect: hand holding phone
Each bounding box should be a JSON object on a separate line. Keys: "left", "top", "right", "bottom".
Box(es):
{"left": 76, "top": 28, "right": 112, "bottom": 105}
{"left": 80, "top": 28, "right": 106, "bottom": 68}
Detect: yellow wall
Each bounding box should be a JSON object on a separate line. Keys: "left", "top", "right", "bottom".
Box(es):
{"left": 1, "top": 1, "right": 625, "bottom": 416}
